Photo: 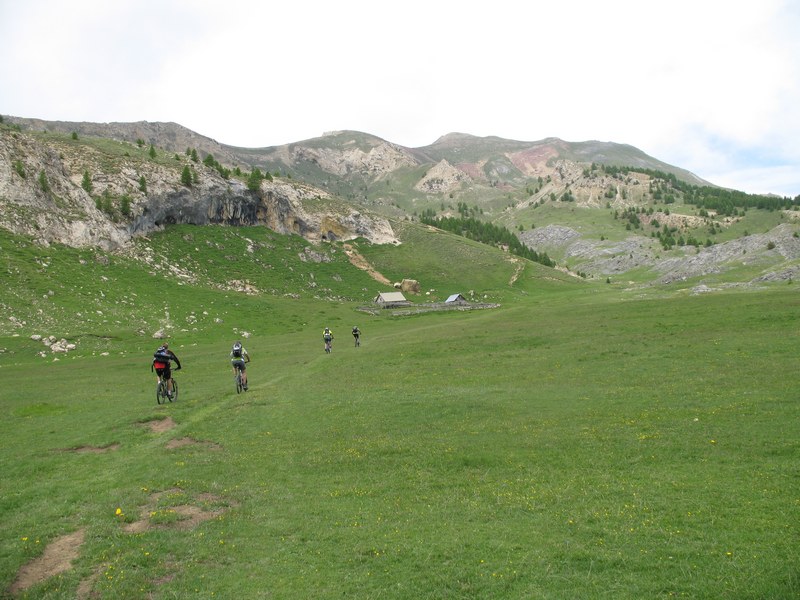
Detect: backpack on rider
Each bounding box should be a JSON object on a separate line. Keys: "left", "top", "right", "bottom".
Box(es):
{"left": 153, "top": 345, "right": 171, "bottom": 363}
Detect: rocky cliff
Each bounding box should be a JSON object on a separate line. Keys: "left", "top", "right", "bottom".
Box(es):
{"left": 0, "top": 124, "right": 397, "bottom": 250}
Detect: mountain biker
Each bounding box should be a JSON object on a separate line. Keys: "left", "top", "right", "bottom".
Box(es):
{"left": 152, "top": 343, "right": 181, "bottom": 397}
{"left": 352, "top": 326, "right": 360, "bottom": 347}
{"left": 323, "top": 327, "right": 334, "bottom": 353}
{"left": 230, "top": 341, "right": 251, "bottom": 390}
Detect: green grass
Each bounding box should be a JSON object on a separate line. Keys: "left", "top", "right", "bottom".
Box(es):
{"left": 1, "top": 226, "right": 799, "bottom": 598}
{"left": 359, "top": 220, "right": 578, "bottom": 302}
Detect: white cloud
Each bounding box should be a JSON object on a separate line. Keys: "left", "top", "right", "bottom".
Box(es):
{"left": 1, "top": 0, "right": 799, "bottom": 196}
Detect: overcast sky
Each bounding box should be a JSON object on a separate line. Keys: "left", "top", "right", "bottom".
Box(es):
{"left": 2, "top": 0, "right": 799, "bottom": 197}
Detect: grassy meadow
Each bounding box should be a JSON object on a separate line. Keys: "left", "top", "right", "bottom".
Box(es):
{"left": 1, "top": 225, "right": 799, "bottom": 599}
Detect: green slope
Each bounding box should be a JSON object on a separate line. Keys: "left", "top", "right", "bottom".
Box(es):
{"left": 1, "top": 262, "right": 798, "bottom": 598}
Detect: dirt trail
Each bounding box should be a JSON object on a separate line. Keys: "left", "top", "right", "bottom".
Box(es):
{"left": 10, "top": 528, "right": 85, "bottom": 594}
{"left": 343, "top": 244, "right": 391, "bottom": 285}
{"left": 508, "top": 256, "right": 525, "bottom": 285}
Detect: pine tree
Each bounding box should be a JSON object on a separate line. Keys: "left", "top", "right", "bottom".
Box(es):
{"left": 247, "top": 168, "right": 264, "bottom": 192}
{"left": 81, "top": 170, "right": 93, "bottom": 194}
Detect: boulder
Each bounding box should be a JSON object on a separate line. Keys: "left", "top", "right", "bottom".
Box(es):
{"left": 400, "top": 279, "right": 420, "bottom": 294}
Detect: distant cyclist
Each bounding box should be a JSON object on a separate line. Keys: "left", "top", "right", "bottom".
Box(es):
{"left": 323, "top": 327, "right": 334, "bottom": 353}
{"left": 230, "top": 341, "right": 251, "bottom": 390}
{"left": 152, "top": 343, "right": 181, "bottom": 398}
{"left": 352, "top": 326, "right": 361, "bottom": 347}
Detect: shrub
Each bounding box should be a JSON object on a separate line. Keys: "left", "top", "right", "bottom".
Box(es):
{"left": 38, "top": 171, "right": 50, "bottom": 194}
{"left": 81, "top": 170, "right": 93, "bottom": 194}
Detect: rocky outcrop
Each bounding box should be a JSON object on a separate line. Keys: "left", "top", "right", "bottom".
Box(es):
{"left": 521, "top": 222, "right": 800, "bottom": 282}
{"left": 0, "top": 127, "right": 129, "bottom": 249}
{"left": 128, "top": 178, "right": 399, "bottom": 245}
{"left": 292, "top": 139, "right": 417, "bottom": 177}
{"left": 4, "top": 117, "right": 241, "bottom": 167}
{"left": 0, "top": 126, "right": 397, "bottom": 249}
{"left": 415, "top": 160, "right": 470, "bottom": 194}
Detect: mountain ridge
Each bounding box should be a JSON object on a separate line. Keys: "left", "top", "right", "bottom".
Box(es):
{"left": 4, "top": 116, "right": 709, "bottom": 188}
{"left": 3, "top": 114, "right": 799, "bottom": 288}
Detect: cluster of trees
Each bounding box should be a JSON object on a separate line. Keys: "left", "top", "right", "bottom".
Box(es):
{"left": 615, "top": 207, "right": 711, "bottom": 250}
{"left": 420, "top": 215, "right": 555, "bottom": 268}
{"left": 246, "top": 167, "right": 272, "bottom": 191}
{"left": 200, "top": 152, "right": 232, "bottom": 180}
{"left": 93, "top": 190, "right": 131, "bottom": 220}
{"left": 180, "top": 148, "right": 272, "bottom": 191}
{"left": 597, "top": 165, "right": 799, "bottom": 214}
{"left": 681, "top": 185, "right": 798, "bottom": 215}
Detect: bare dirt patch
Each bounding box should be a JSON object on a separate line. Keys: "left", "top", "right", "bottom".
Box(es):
{"left": 343, "top": 243, "right": 391, "bottom": 285}
{"left": 10, "top": 528, "right": 85, "bottom": 595}
{"left": 165, "top": 437, "right": 221, "bottom": 450}
{"left": 123, "top": 489, "right": 235, "bottom": 534}
{"left": 76, "top": 564, "right": 104, "bottom": 600}
{"left": 62, "top": 443, "right": 120, "bottom": 454}
{"left": 141, "top": 416, "right": 176, "bottom": 433}
{"left": 507, "top": 256, "right": 524, "bottom": 285}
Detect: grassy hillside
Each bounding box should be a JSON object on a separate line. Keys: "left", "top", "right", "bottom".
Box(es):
{"left": 1, "top": 225, "right": 799, "bottom": 598}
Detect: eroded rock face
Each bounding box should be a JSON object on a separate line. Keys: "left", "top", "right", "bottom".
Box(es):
{"left": 0, "top": 130, "right": 129, "bottom": 249}
{"left": 292, "top": 140, "right": 417, "bottom": 177}
{"left": 415, "top": 159, "right": 470, "bottom": 194}
{"left": 0, "top": 128, "right": 397, "bottom": 249}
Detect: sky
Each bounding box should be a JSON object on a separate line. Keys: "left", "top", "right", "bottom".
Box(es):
{"left": 2, "top": 0, "right": 799, "bottom": 197}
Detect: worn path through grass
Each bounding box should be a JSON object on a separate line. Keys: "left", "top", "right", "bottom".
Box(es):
{"left": 1, "top": 287, "right": 799, "bottom": 598}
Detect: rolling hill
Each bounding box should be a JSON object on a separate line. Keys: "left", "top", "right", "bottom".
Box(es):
{"left": 1, "top": 116, "right": 799, "bottom": 599}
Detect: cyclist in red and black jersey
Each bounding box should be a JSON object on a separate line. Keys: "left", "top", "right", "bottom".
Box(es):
{"left": 152, "top": 343, "right": 181, "bottom": 397}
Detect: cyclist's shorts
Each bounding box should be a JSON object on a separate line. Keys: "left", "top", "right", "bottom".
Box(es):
{"left": 155, "top": 366, "right": 171, "bottom": 379}
{"left": 232, "top": 359, "right": 246, "bottom": 371}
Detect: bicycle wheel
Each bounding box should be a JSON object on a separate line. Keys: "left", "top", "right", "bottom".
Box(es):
{"left": 235, "top": 373, "right": 242, "bottom": 394}
{"left": 170, "top": 379, "right": 178, "bottom": 402}
{"left": 156, "top": 381, "right": 165, "bottom": 404}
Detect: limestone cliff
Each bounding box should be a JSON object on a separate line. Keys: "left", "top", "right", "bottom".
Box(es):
{"left": 0, "top": 125, "right": 397, "bottom": 249}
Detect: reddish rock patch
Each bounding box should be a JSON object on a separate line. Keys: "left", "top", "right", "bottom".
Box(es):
{"left": 10, "top": 528, "right": 85, "bottom": 595}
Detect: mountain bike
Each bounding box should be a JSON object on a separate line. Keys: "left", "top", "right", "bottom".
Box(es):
{"left": 235, "top": 369, "right": 244, "bottom": 394}
{"left": 232, "top": 360, "right": 249, "bottom": 394}
{"left": 156, "top": 373, "right": 178, "bottom": 404}
{"left": 324, "top": 337, "right": 333, "bottom": 353}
